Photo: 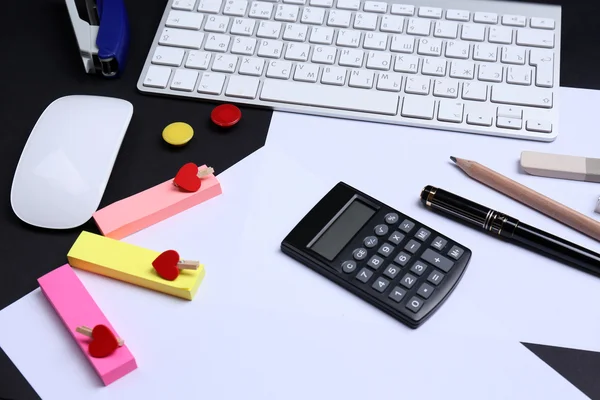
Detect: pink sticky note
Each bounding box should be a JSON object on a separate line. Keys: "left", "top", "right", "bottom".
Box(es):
{"left": 93, "top": 164, "right": 222, "bottom": 239}
{"left": 38, "top": 264, "right": 137, "bottom": 386}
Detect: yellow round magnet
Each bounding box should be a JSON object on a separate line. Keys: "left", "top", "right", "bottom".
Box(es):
{"left": 162, "top": 122, "right": 194, "bottom": 146}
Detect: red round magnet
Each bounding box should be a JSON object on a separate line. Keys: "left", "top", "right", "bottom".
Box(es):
{"left": 211, "top": 104, "right": 241, "bottom": 127}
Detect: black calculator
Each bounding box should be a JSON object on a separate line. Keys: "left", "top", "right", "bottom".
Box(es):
{"left": 281, "top": 182, "right": 472, "bottom": 328}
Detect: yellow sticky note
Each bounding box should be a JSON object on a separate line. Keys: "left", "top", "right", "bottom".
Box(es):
{"left": 67, "top": 231, "right": 205, "bottom": 300}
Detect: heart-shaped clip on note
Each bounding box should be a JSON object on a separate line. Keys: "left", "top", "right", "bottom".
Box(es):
{"left": 76, "top": 325, "right": 124, "bottom": 358}
{"left": 152, "top": 249, "right": 200, "bottom": 281}
{"left": 173, "top": 163, "right": 214, "bottom": 192}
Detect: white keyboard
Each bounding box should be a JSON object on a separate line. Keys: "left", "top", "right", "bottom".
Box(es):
{"left": 137, "top": 0, "right": 561, "bottom": 141}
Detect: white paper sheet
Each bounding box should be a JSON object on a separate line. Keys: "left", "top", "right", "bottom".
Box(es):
{"left": 1, "top": 87, "right": 599, "bottom": 399}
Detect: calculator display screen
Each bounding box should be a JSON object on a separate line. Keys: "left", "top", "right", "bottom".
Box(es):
{"left": 309, "top": 199, "right": 376, "bottom": 261}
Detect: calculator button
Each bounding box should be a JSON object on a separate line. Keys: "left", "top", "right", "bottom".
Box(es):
{"left": 394, "top": 251, "right": 411, "bottom": 266}
{"left": 415, "top": 228, "right": 431, "bottom": 241}
{"left": 364, "top": 236, "right": 378, "bottom": 248}
{"left": 417, "top": 283, "right": 434, "bottom": 299}
{"left": 399, "top": 219, "right": 415, "bottom": 233}
{"left": 374, "top": 224, "right": 389, "bottom": 236}
{"left": 410, "top": 261, "right": 428, "bottom": 276}
{"left": 342, "top": 260, "right": 357, "bottom": 273}
{"left": 372, "top": 277, "right": 390, "bottom": 293}
{"left": 400, "top": 273, "right": 418, "bottom": 289}
{"left": 421, "top": 248, "right": 454, "bottom": 272}
{"left": 388, "top": 231, "right": 405, "bottom": 245}
{"left": 353, "top": 248, "right": 368, "bottom": 261}
{"left": 377, "top": 243, "right": 395, "bottom": 257}
{"left": 385, "top": 213, "right": 399, "bottom": 224}
{"left": 367, "top": 255, "right": 384, "bottom": 269}
{"left": 404, "top": 239, "right": 421, "bottom": 254}
{"left": 383, "top": 264, "right": 401, "bottom": 279}
{"left": 427, "top": 270, "right": 445, "bottom": 286}
{"left": 389, "top": 286, "right": 407, "bottom": 302}
{"left": 356, "top": 268, "right": 373, "bottom": 283}
{"left": 431, "top": 236, "right": 447, "bottom": 251}
{"left": 406, "top": 296, "right": 424, "bottom": 313}
{"left": 448, "top": 245, "right": 464, "bottom": 260}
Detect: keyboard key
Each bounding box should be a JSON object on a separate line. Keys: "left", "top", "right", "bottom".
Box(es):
{"left": 489, "top": 26, "right": 513, "bottom": 44}
{"left": 185, "top": 50, "right": 212, "bottom": 69}
{"left": 390, "top": 4, "right": 414, "bottom": 16}
{"left": 466, "top": 112, "right": 493, "bottom": 126}
{"left": 159, "top": 28, "right": 205, "bottom": 49}
{"left": 418, "top": 38, "right": 443, "bottom": 56}
{"left": 417, "top": 283, "right": 434, "bottom": 299}
{"left": 404, "top": 76, "right": 430, "bottom": 94}
{"left": 450, "top": 61, "right": 475, "bottom": 79}
{"left": 293, "top": 63, "right": 319, "bottom": 82}
{"left": 257, "top": 39, "right": 283, "bottom": 58}
{"left": 284, "top": 43, "right": 309, "bottom": 61}
{"left": 526, "top": 120, "right": 552, "bottom": 133}
{"left": 497, "top": 117, "right": 522, "bottom": 129}
{"left": 376, "top": 72, "right": 402, "bottom": 92}
{"left": 434, "top": 20, "right": 458, "bottom": 39}
{"left": 473, "top": 12, "right": 497, "bottom": 24}
{"left": 400, "top": 273, "right": 418, "bottom": 289}
{"left": 410, "top": 261, "right": 428, "bottom": 276}
{"left": 166, "top": 10, "right": 204, "bottom": 29}
{"left": 445, "top": 40, "right": 469, "bottom": 59}
{"left": 491, "top": 85, "right": 553, "bottom": 108}
{"left": 238, "top": 57, "right": 265, "bottom": 75}
{"left": 427, "top": 270, "right": 444, "bottom": 285}
{"left": 172, "top": 0, "right": 196, "bottom": 11}
{"left": 478, "top": 63, "right": 503, "bottom": 82}
{"left": 225, "top": 75, "right": 260, "bottom": 98}
{"left": 312, "top": 45, "right": 337, "bottom": 64}
{"left": 336, "top": 0, "right": 360, "bottom": 10}
{"left": 363, "top": 32, "right": 389, "bottom": 50}
{"left": 204, "top": 15, "right": 231, "bottom": 33}
{"left": 354, "top": 12, "right": 378, "bottom": 30}
{"left": 516, "top": 28, "right": 554, "bottom": 48}
{"left": 445, "top": 9, "right": 470, "bottom": 21}
{"left": 231, "top": 37, "right": 257, "bottom": 55}
{"left": 170, "top": 69, "right": 198, "bottom": 91}
{"left": 366, "top": 51, "right": 391, "bottom": 70}
{"left": 461, "top": 23, "right": 485, "bottom": 41}
{"left": 249, "top": 1, "right": 274, "bottom": 19}
{"left": 501, "top": 46, "right": 525, "bottom": 64}
{"left": 473, "top": 43, "right": 498, "bottom": 62}
{"left": 301, "top": 7, "right": 326, "bottom": 24}
{"left": 530, "top": 48, "right": 554, "bottom": 88}
{"left": 497, "top": 105, "right": 522, "bottom": 119}
{"left": 152, "top": 46, "right": 185, "bottom": 66}
{"left": 364, "top": 1, "right": 387, "bottom": 13}
{"left": 406, "top": 296, "right": 424, "bottom": 312}
{"left": 422, "top": 248, "right": 454, "bottom": 272}
{"left": 383, "top": 264, "right": 401, "bottom": 279}
{"left": 260, "top": 80, "right": 400, "bottom": 115}
{"left": 530, "top": 17, "right": 555, "bottom": 30}
{"left": 433, "top": 79, "right": 458, "bottom": 98}
{"left": 204, "top": 33, "right": 230, "bottom": 52}
{"left": 223, "top": 0, "right": 248, "bottom": 16}
{"left": 506, "top": 66, "right": 532, "bottom": 85}
{"left": 230, "top": 18, "right": 256, "bottom": 35}
{"left": 257, "top": 21, "right": 283, "bottom": 39}
{"left": 348, "top": 69, "right": 374, "bottom": 87}
{"left": 339, "top": 48, "right": 364, "bottom": 66}
{"left": 437, "top": 100, "right": 464, "bottom": 123}
{"left": 321, "top": 66, "right": 347, "bottom": 85}
{"left": 198, "top": 0, "right": 223, "bottom": 13}
{"left": 462, "top": 82, "right": 487, "bottom": 101}
{"left": 422, "top": 58, "right": 447, "bottom": 76}
{"left": 381, "top": 15, "right": 405, "bottom": 33}
{"left": 310, "top": 0, "right": 333, "bottom": 7}
{"left": 342, "top": 260, "right": 357, "bottom": 273}
{"left": 283, "top": 23, "right": 308, "bottom": 41}
{"left": 387, "top": 231, "right": 404, "bottom": 245}
{"left": 407, "top": 18, "right": 431, "bottom": 35}
{"left": 390, "top": 36, "right": 415, "bottom": 53}
{"left": 275, "top": 4, "right": 300, "bottom": 21}
{"left": 389, "top": 287, "right": 407, "bottom": 302}
{"left": 401, "top": 96, "right": 435, "bottom": 119}
{"left": 197, "top": 72, "right": 225, "bottom": 94}
{"left": 372, "top": 277, "right": 390, "bottom": 293}
{"left": 356, "top": 267, "right": 373, "bottom": 283}
{"left": 418, "top": 7, "right": 442, "bottom": 19}
{"left": 502, "top": 14, "right": 526, "bottom": 27}
{"left": 327, "top": 9, "right": 352, "bottom": 27}
{"left": 367, "top": 255, "right": 383, "bottom": 269}
{"left": 143, "top": 66, "right": 172, "bottom": 88}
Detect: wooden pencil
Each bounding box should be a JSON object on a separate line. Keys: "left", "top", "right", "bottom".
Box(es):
{"left": 450, "top": 156, "right": 600, "bottom": 242}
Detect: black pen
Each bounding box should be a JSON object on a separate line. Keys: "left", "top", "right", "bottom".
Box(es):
{"left": 420, "top": 186, "right": 600, "bottom": 277}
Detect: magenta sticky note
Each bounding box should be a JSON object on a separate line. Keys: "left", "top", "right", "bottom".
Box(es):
{"left": 38, "top": 264, "right": 137, "bottom": 386}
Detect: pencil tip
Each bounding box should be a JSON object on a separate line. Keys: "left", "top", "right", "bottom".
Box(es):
{"left": 450, "top": 156, "right": 457, "bottom": 163}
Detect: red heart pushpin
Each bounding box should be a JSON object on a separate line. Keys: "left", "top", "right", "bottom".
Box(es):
{"left": 76, "top": 325, "right": 123, "bottom": 358}
{"left": 152, "top": 250, "right": 201, "bottom": 281}
{"left": 173, "top": 163, "right": 215, "bottom": 192}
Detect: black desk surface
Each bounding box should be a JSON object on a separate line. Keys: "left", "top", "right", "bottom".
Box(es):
{"left": 1, "top": 0, "right": 600, "bottom": 399}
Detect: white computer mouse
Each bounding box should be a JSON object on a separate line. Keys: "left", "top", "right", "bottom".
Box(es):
{"left": 10, "top": 95, "right": 133, "bottom": 229}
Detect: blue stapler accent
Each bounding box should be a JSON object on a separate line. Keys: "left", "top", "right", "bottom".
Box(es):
{"left": 65, "top": 0, "right": 130, "bottom": 77}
